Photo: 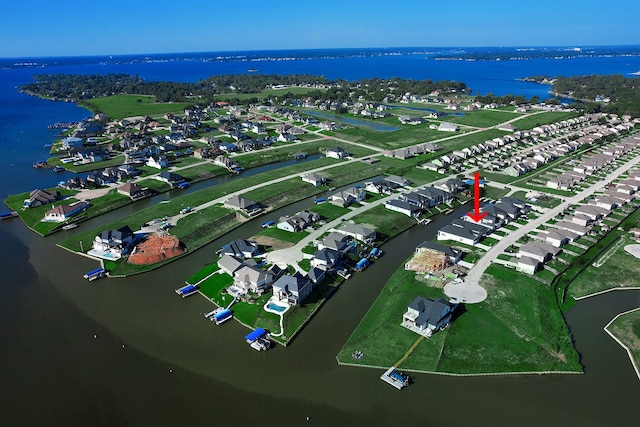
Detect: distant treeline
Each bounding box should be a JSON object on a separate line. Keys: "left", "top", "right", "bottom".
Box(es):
{"left": 552, "top": 74, "right": 640, "bottom": 114}
{"left": 524, "top": 74, "right": 640, "bottom": 116}
{"left": 21, "top": 73, "right": 469, "bottom": 104}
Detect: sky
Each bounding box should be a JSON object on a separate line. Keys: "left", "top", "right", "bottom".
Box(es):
{"left": 1, "top": 0, "right": 638, "bottom": 58}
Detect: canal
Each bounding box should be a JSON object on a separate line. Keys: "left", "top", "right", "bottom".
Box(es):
{"left": 2, "top": 188, "right": 638, "bottom": 425}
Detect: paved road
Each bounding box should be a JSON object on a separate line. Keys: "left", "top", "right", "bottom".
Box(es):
{"left": 461, "top": 151, "right": 640, "bottom": 293}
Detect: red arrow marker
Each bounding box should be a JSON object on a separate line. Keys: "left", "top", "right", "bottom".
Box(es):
{"left": 466, "top": 172, "right": 487, "bottom": 223}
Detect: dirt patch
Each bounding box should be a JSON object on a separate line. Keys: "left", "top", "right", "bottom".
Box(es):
{"left": 251, "top": 235, "right": 293, "bottom": 251}
{"left": 128, "top": 234, "right": 186, "bottom": 265}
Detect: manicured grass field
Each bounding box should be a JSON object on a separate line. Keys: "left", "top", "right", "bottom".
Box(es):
{"left": 81, "top": 94, "right": 191, "bottom": 120}
{"left": 185, "top": 262, "right": 220, "bottom": 285}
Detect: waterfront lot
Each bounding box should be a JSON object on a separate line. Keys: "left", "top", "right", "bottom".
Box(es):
{"left": 337, "top": 265, "right": 582, "bottom": 374}
{"left": 81, "top": 94, "right": 191, "bottom": 120}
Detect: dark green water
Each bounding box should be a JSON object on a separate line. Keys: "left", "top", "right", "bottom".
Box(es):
{"left": 1, "top": 200, "right": 639, "bottom": 426}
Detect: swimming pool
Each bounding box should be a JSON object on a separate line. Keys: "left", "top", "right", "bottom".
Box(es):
{"left": 266, "top": 302, "right": 287, "bottom": 312}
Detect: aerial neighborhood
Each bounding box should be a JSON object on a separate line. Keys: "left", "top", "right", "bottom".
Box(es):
{"left": 7, "top": 73, "right": 640, "bottom": 378}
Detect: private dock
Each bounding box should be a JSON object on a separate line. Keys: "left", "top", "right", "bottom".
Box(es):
{"left": 0, "top": 211, "right": 18, "bottom": 220}
{"left": 244, "top": 327, "right": 272, "bottom": 351}
{"left": 83, "top": 267, "right": 107, "bottom": 281}
{"left": 175, "top": 284, "right": 198, "bottom": 298}
{"left": 380, "top": 367, "right": 410, "bottom": 390}
{"left": 205, "top": 308, "right": 233, "bottom": 325}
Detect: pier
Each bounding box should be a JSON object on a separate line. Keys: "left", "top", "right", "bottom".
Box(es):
{"left": 175, "top": 284, "right": 198, "bottom": 298}
{"left": 83, "top": 267, "right": 107, "bottom": 281}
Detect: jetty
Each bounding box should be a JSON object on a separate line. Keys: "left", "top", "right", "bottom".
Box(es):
{"left": 175, "top": 284, "right": 198, "bottom": 298}
{"left": 83, "top": 267, "right": 107, "bottom": 281}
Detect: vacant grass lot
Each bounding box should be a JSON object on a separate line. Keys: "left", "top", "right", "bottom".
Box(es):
{"left": 81, "top": 94, "right": 191, "bottom": 119}
{"left": 569, "top": 235, "right": 640, "bottom": 298}
{"left": 337, "top": 265, "right": 581, "bottom": 373}
{"left": 509, "top": 111, "right": 579, "bottom": 130}
{"left": 352, "top": 205, "right": 417, "bottom": 241}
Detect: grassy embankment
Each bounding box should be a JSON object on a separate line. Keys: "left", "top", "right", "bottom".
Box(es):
{"left": 605, "top": 309, "right": 640, "bottom": 375}
{"left": 337, "top": 264, "right": 582, "bottom": 374}
{"left": 568, "top": 205, "right": 640, "bottom": 298}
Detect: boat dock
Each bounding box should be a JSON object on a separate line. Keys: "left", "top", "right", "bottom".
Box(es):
{"left": 205, "top": 308, "right": 233, "bottom": 325}
{"left": 0, "top": 211, "right": 18, "bottom": 220}
{"left": 62, "top": 223, "right": 78, "bottom": 230}
{"left": 244, "top": 327, "right": 272, "bottom": 351}
{"left": 380, "top": 367, "right": 410, "bottom": 390}
{"left": 83, "top": 267, "right": 107, "bottom": 281}
{"left": 175, "top": 284, "right": 198, "bottom": 298}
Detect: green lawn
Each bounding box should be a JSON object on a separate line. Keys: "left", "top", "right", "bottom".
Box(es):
{"left": 509, "top": 111, "right": 579, "bottom": 130}
{"left": 80, "top": 94, "right": 191, "bottom": 120}
{"left": 569, "top": 235, "right": 640, "bottom": 298}
{"left": 186, "top": 262, "right": 220, "bottom": 285}
{"left": 352, "top": 205, "right": 417, "bottom": 241}
{"left": 337, "top": 265, "right": 581, "bottom": 373}
{"left": 606, "top": 309, "right": 640, "bottom": 373}
{"left": 446, "top": 109, "right": 524, "bottom": 128}
{"left": 255, "top": 227, "right": 309, "bottom": 244}
{"left": 308, "top": 203, "right": 350, "bottom": 221}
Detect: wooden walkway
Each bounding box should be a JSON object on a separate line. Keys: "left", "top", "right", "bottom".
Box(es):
{"left": 393, "top": 335, "right": 425, "bottom": 368}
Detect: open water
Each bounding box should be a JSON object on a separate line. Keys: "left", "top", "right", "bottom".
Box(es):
{"left": 1, "top": 47, "right": 640, "bottom": 425}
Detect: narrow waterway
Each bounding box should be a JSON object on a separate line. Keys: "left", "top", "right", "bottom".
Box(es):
{"left": 3, "top": 197, "right": 638, "bottom": 425}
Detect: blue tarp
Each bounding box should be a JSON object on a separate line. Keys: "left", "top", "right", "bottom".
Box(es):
{"left": 245, "top": 327, "right": 267, "bottom": 342}
{"left": 370, "top": 248, "right": 380, "bottom": 256}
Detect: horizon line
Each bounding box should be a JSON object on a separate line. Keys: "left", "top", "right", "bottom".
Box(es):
{"left": 3, "top": 43, "right": 640, "bottom": 61}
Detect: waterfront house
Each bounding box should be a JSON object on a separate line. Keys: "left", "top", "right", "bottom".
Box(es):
{"left": 402, "top": 297, "right": 457, "bottom": 337}
{"left": 220, "top": 239, "right": 259, "bottom": 259}
{"left": 437, "top": 219, "right": 489, "bottom": 246}
{"left": 26, "top": 189, "right": 60, "bottom": 208}
{"left": 336, "top": 223, "right": 376, "bottom": 243}
{"left": 330, "top": 187, "right": 365, "bottom": 207}
{"left": 384, "top": 199, "right": 421, "bottom": 217}
{"left": 364, "top": 178, "right": 396, "bottom": 195}
{"left": 223, "top": 195, "right": 261, "bottom": 214}
{"left": 318, "top": 232, "right": 351, "bottom": 253}
{"left": 42, "top": 201, "right": 90, "bottom": 223}
{"left": 276, "top": 210, "right": 320, "bottom": 232}
{"left": 155, "top": 171, "right": 185, "bottom": 188}
{"left": 218, "top": 254, "right": 247, "bottom": 276}
{"left": 307, "top": 267, "right": 326, "bottom": 285}
{"left": 92, "top": 225, "right": 135, "bottom": 258}
{"left": 61, "top": 136, "right": 84, "bottom": 150}
{"left": 310, "top": 248, "right": 341, "bottom": 270}
{"left": 272, "top": 274, "right": 312, "bottom": 305}
{"left": 117, "top": 182, "right": 149, "bottom": 200}
{"left": 234, "top": 264, "right": 275, "bottom": 294}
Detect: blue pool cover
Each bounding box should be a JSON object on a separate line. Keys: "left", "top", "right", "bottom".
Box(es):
{"left": 245, "top": 327, "right": 267, "bottom": 342}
